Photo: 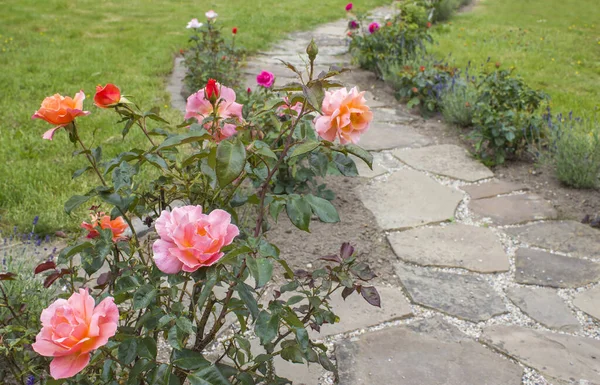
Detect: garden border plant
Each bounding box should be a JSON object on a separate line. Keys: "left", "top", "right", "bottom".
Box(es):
{"left": 6, "top": 38, "right": 381, "bottom": 385}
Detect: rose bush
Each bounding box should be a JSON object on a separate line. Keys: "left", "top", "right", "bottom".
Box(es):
{"left": 9, "top": 40, "right": 380, "bottom": 385}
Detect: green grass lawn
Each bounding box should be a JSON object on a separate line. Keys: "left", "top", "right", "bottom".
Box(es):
{"left": 429, "top": 0, "right": 600, "bottom": 115}
{"left": 0, "top": 0, "right": 389, "bottom": 233}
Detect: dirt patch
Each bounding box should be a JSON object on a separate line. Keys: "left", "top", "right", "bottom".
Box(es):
{"left": 266, "top": 175, "right": 398, "bottom": 284}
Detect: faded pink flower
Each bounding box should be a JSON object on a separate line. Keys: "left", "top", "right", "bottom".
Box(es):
{"left": 32, "top": 289, "right": 118, "bottom": 379}
{"left": 186, "top": 18, "right": 203, "bottom": 29}
{"left": 277, "top": 97, "right": 303, "bottom": 118}
{"left": 152, "top": 205, "right": 239, "bottom": 274}
{"left": 314, "top": 87, "right": 373, "bottom": 144}
{"left": 368, "top": 22, "right": 380, "bottom": 33}
{"left": 256, "top": 71, "right": 275, "bottom": 88}
{"left": 184, "top": 82, "right": 243, "bottom": 141}
{"left": 205, "top": 10, "right": 218, "bottom": 20}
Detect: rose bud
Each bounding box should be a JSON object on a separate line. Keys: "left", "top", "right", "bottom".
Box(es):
{"left": 94, "top": 84, "right": 121, "bottom": 108}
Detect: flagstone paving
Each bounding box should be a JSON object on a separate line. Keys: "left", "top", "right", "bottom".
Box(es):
{"left": 167, "top": 4, "right": 600, "bottom": 384}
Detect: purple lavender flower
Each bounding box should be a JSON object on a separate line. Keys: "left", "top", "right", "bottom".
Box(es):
{"left": 26, "top": 375, "right": 35, "bottom": 385}
{"left": 33, "top": 216, "right": 39, "bottom": 226}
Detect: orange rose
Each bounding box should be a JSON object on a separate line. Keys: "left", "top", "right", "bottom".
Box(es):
{"left": 32, "top": 91, "right": 90, "bottom": 140}
{"left": 94, "top": 84, "right": 121, "bottom": 108}
{"left": 81, "top": 213, "right": 129, "bottom": 242}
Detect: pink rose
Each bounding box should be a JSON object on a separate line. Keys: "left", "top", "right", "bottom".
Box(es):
{"left": 256, "top": 71, "right": 275, "bottom": 88}
{"left": 152, "top": 205, "right": 239, "bottom": 274}
{"left": 314, "top": 87, "right": 373, "bottom": 144}
{"left": 345, "top": 2, "right": 353, "bottom": 11}
{"left": 185, "top": 82, "right": 243, "bottom": 141}
{"left": 32, "top": 289, "right": 119, "bottom": 379}
{"left": 368, "top": 22, "right": 380, "bottom": 33}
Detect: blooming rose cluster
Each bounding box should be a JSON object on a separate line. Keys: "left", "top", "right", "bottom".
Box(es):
{"left": 152, "top": 205, "right": 239, "bottom": 274}
{"left": 314, "top": 86, "right": 372, "bottom": 144}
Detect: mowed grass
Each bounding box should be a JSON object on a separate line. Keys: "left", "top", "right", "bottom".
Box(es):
{"left": 429, "top": 0, "right": 600, "bottom": 115}
{"left": 0, "top": 0, "right": 389, "bottom": 233}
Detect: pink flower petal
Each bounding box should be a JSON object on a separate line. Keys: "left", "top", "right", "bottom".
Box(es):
{"left": 50, "top": 353, "right": 90, "bottom": 379}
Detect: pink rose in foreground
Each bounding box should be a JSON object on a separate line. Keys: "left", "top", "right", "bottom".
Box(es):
{"left": 32, "top": 289, "right": 118, "bottom": 379}
{"left": 81, "top": 213, "right": 128, "bottom": 242}
{"left": 256, "top": 71, "right": 275, "bottom": 88}
{"left": 314, "top": 87, "right": 373, "bottom": 144}
{"left": 153, "top": 205, "right": 239, "bottom": 274}
{"left": 185, "top": 82, "right": 243, "bottom": 141}
{"left": 368, "top": 22, "right": 380, "bottom": 34}
{"left": 32, "top": 91, "right": 90, "bottom": 140}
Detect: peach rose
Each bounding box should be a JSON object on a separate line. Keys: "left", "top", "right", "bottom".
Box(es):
{"left": 32, "top": 289, "right": 119, "bottom": 379}
{"left": 153, "top": 205, "right": 239, "bottom": 274}
{"left": 184, "top": 82, "right": 244, "bottom": 141}
{"left": 32, "top": 91, "right": 90, "bottom": 140}
{"left": 314, "top": 87, "right": 373, "bottom": 144}
{"left": 94, "top": 84, "right": 121, "bottom": 108}
{"left": 81, "top": 213, "right": 128, "bottom": 242}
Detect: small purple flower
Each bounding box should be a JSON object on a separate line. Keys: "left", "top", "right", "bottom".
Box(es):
{"left": 26, "top": 375, "right": 35, "bottom": 385}
{"left": 33, "top": 216, "right": 39, "bottom": 226}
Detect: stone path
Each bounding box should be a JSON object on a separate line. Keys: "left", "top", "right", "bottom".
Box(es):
{"left": 168, "top": 5, "right": 600, "bottom": 385}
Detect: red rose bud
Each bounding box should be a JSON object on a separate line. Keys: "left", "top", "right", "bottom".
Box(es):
{"left": 205, "top": 78, "right": 219, "bottom": 102}
{"left": 232, "top": 27, "right": 238, "bottom": 35}
{"left": 427, "top": 22, "right": 432, "bottom": 28}
{"left": 419, "top": 66, "right": 425, "bottom": 72}
{"left": 247, "top": 87, "right": 251, "bottom": 94}
{"left": 94, "top": 84, "right": 121, "bottom": 108}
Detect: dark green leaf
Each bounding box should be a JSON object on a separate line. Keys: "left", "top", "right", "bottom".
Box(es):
{"left": 157, "top": 131, "right": 212, "bottom": 150}
{"left": 290, "top": 141, "right": 320, "bottom": 158}
{"left": 333, "top": 153, "right": 358, "bottom": 176}
{"left": 280, "top": 344, "right": 304, "bottom": 364}
{"left": 285, "top": 195, "right": 311, "bottom": 232}
{"left": 173, "top": 349, "right": 210, "bottom": 370}
{"left": 235, "top": 282, "right": 258, "bottom": 320}
{"left": 112, "top": 161, "right": 135, "bottom": 193}
{"left": 144, "top": 153, "right": 169, "bottom": 170}
{"left": 188, "top": 366, "right": 232, "bottom": 385}
{"left": 343, "top": 143, "right": 373, "bottom": 169}
{"left": 246, "top": 257, "right": 273, "bottom": 288}
{"left": 305, "top": 195, "right": 339, "bottom": 223}
{"left": 176, "top": 317, "right": 195, "bottom": 335}
{"left": 133, "top": 284, "right": 157, "bottom": 309}
{"left": 254, "top": 311, "right": 279, "bottom": 345}
{"left": 57, "top": 242, "right": 93, "bottom": 264}
{"left": 138, "top": 337, "right": 157, "bottom": 360}
{"left": 64, "top": 194, "right": 93, "bottom": 214}
{"left": 118, "top": 338, "right": 138, "bottom": 365}
{"left": 216, "top": 137, "right": 246, "bottom": 187}
{"left": 72, "top": 165, "right": 92, "bottom": 179}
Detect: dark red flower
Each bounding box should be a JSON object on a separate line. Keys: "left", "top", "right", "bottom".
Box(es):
{"left": 232, "top": 27, "right": 238, "bottom": 35}
{"left": 206, "top": 79, "right": 219, "bottom": 100}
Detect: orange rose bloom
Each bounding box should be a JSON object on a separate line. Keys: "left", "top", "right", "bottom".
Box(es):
{"left": 32, "top": 91, "right": 90, "bottom": 140}
{"left": 94, "top": 84, "right": 121, "bottom": 108}
{"left": 81, "top": 213, "right": 129, "bottom": 242}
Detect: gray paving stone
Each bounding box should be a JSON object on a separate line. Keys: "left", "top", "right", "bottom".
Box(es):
{"left": 505, "top": 220, "right": 600, "bottom": 259}
{"left": 461, "top": 179, "right": 528, "bottom": 200}
{"left": 388, "top": 224, "right": 509, "bottom": 273}
{"left": 167, "top": 57, "right": 187, "bottom": 112}
{"left": 362, "top": 91, "right": 393, "bottom": 108}
{"left": 358, "top": 169, "right": 464, "bottom": 230}
{"left": 317, "top": 286, "right": 412, "bottom": 336}
{"left": 350, "top": 155, "right": 387, "bottom": 178}
{"left": 573, "top": 286, "right": 600, "bottom": 321}
{"left": 336, "top": 317, "right": 523, "bottom": 385}
{"left": 393, "top": 144, "right": 494, "bottom": 182}
{"left": 359, "top": 122, "right": 433, "bottom": 151}
{"left": 370, "top": 107, "right": 414, "bottom": 124}
{"left": 506, "top": 286, "right": 580, "bottom": 332}
{"left": 469, "top": 194, "right": 558, "bottom": 225}
{"left": 481, "top": 324, "right": 600, "bottom": 385}
{"left": 394, "top": 264, "right": 507, "bottom": 322}
{"left": 515, "top": 248, "right": 600, "bottom": 288}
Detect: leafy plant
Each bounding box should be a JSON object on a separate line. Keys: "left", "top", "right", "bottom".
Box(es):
{"left": 24, "top": 41, "right": 380, "bottom": 385}
{"left": 470, "top": 66, "right": 548, "bottom": 165}
{"left": 441, "top": 81, "right": 477, "bottom": 127}
{"left": 183, "top": 13, "right": 245, "bottom": 95}
{"left": 347, "top": 0, "right": 433, "bottom": 76}
{"left": 546, "top": 112, "right": 600, "bottom": 188}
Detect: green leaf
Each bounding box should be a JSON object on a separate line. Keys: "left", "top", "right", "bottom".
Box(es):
{"left": 128, "top": 359, "right": 153, "bottom": 384}
{"left": 253, "top": 140, "right": 277, "bottom": 159}
{"left": 235, "top": 282, "right": 258, "bottom": 320}
{"left": 333, "top": 153, "right": 358, "bottom": 176}
{"left": 302, "top": 83, "right": 324, "bottom": 113}
{"left": 168, "top": 324, "right": 184, "bottom": 350}
{"left": 254, "top": 311, "right": 279, "bottom": 345}
{"left": 57, "top": 242, "right": 93, "bottom": 264}
{"left": 290, "top": 141, "right": 320, "bottom": 158}
{"left": 157, "top": 131, "right": 212, "bottom": 150}
{"left": 343, "top": 144, "right": 373, "bottom": 169}
{"left": 176, "top": 317, "right": 195, "bottom": 335}
{"left": 305, "top": 195, "right": 339, "bottom": 223}
{"left": 188, "top": 366, "right": 232, "bottom": 385}
{"left": 133, "top": 284, "right": 157, "bottom": 309}
{"left": 118, "top": 338, "right": 138, "bottom": 365}
{"left": 72, "top": 165, "right": 92, "bottom": 179}
{"left": 112, "top": 161, "right": 135, "bottom": 192}
{"left": 173, "top": 349, "right": 210, "bottom": 370}
{"left": 64, "top": 194, "right": 93, "bottom": 214}
{"left": 281, "top": 344, "right": 305, "bottom": 364}
{"left": 285, "top": 195, "right": 311, "bottom": 232}
{"left": 246, "top": 257, "right": 273, "bottom": 288}
{"left": 216, "top": 137, "right": 246, "bottom": 187}
{"left": 294, "top": 327, "right": 309, "bottom": 352}
{"left": 144, "top": 153, "right": 169, "bottom": 170}
{"left": 138, "top": 337, "right": 157, "bottom": 360}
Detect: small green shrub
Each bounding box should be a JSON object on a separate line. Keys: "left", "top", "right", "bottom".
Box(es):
{"left": 183, "top": 16, "right": 245, "bottom": 94}
{"left": 441, "top": 82, "right": 477, "bottom": 127}
{"left": 548, "top": 114, "right": 600, "bottom": 188}
{"left": 471, "top": 66, "right": 549, "bottom": 165}
{"left": 432, "top": 0, "right": 460, "bottom": 22}
{"left": 347, "top": 1, "right": 433, "bottom": 76}
{"left": 382, "top": 55, "right": 457, "bottom": 116}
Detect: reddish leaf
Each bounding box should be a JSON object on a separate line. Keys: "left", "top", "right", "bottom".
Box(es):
{"left": 273, "top": 290, "right": 281, "bottom": 299}
{"left": 294, "top": 269, "right": 309, "bottom": 278}
{"left": 34, "top": 261, "right": 56, "bottom": 275}
{"left": 341, "top": 286, "right": 355, "bottom": 300}
{"left": 309, "top": 322, "right": 320, "bottom": 332}
{"left": 96, "top": 272, "right": 111, "bottom": 287}
{"left": 340, "top": 243, "right": 354, "bottom": 260}
{"left": 319, "top": 254, "right": 342, "bottom": 264}
{"left": 360, "top": 286, "right": 381, "bottom": 308}
{"left": 0, "top": 272, "right": 16, "bottom": 281}
{"left": 43, "top": 272, "right": 61, "bottom": 288}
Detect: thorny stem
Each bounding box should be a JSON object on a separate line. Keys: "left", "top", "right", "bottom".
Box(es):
{"left": 0, "top": 282, "right": 24, "bottom": 327}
